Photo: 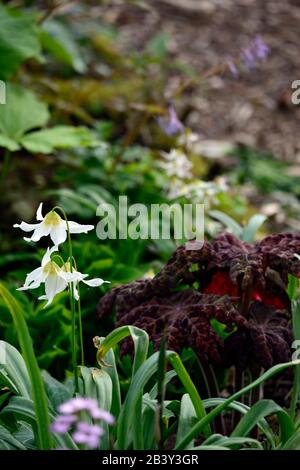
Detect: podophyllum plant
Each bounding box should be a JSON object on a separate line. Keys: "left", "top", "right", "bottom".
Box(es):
{"left": 97, "top": 231, "right": 300, "bottom": 399}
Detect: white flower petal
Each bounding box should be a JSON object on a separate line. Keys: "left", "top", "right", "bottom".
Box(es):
{"left": 73, "top": 285, "right": 80, "bottom": 301}
{"left": 13, "top": 221, "right": 38, "bottom": 232}
{"left": 36, "top": 203, "right": 44, "bottom": 221}
{"left": 50, "top": 221, "right": 67, "bottom": 245}
{"left": 82, "top": 278, "right": 109, "bottom": 287}
{"left": 64, "top": 220, "right": 94, "bottom": 234}
{"left": 44, "top": 272, "right": 68, "bottom": 307}
{"left": 60, "top": 270, "right": 82, "bottom": 283}
{"left": 17, "top": 282, "right": 41, "bottom": 291}
{"left": 42, "top": 245, "right": 59, "bottom": 266}
{"left": 30, "top": 222, "right": 52, "bottom": 242}
{"left": 23, "top": 266, "right": 44, "bottom": 286}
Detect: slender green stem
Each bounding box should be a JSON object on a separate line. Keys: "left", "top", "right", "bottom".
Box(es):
{"left": 51, "top": 254, "right": 65, "bottom": 266}
{"left": 77, "top": 289, "right": 84, "bottom": 366}
{"left": 71, "top": 256, "right": 84, "bottom": 367}
{"left": 0, "top": 148, "right": 11, "bottom": 188}
{"left": 52, "top": 206, "right": 78, "bottom": 393}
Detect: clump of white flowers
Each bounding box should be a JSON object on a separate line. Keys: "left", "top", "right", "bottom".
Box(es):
{"left": 160, "top": 149, "right": 193, "bottom": 180}
{"left": 14, "top": 203, "right": 109, "bottom": 307}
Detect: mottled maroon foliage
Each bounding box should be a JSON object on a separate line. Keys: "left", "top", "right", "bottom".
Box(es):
{"left": 97, "top": 232, "right": 300, "bottom": 369}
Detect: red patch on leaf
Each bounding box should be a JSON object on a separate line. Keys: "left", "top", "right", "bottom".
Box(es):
{"left": 203, "top": 271, "right": 238, "bottom": 297}
{"left": 204, "top": 271, "right": 286, "bottom": 310}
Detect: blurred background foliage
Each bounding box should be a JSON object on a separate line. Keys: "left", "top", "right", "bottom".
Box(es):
{"left": 0, "top": 0, "right": 299, "bottom": 378}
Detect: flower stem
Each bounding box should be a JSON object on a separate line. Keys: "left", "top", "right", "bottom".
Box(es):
{"left": 77, "top": 286, "right": 85, "bottom": 366}
{"left": 53, "top": 206, "right": 79, "bottom": 393}
{"left": 71, "top": 256, "right": 84, "bottom": 367}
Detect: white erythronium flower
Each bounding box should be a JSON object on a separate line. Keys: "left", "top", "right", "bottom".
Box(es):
{"left": 17, "top": 246, "right": 78, "bottom": 307}
{"left": 61, "top": 262, "right": 110, "bottom": 301}
{"left": 17, "top": 248, "right": 109, "bottom": 307}
{"left": 13, "top": 203, "right": 94, "bottom": 246}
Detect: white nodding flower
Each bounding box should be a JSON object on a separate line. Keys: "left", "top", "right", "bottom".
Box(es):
{"left": 17, "top": 246, "right": 77, "bottom": 308}
{"left": 61, "top": 262, "right": 110, "bottom": 301}
{"left": 13, "top": 203, "right": 94, "bottom": 246}
{"left": 17, "top": 248, "right": 109, "bottom": 308}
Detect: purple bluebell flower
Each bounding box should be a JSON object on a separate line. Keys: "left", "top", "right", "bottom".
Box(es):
{"left": 241, "top": 35, "right": 270, "bottom": 70}
{"left": 227, "top": 35, "right": 269, "bottom": 77}
{"left": 252, "top": 35, "right": 270, "bottom": 60}
{"left": 157, "top": 106, "right": 184, "bottom": 136}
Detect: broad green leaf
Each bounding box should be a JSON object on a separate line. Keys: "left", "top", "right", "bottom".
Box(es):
{"left": 0, "top": 84, "right": 49, "bottom": 141}
{"left": 0, "top": 5, "right": 41, "bottom": 80}
{"left": 0, "top": 134, "right": 20, "bottom": 151}
{"left": 21, "top": 125, "right": 100, "bottom": 153}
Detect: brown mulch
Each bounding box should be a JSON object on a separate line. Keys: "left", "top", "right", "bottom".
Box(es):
{"left": 102, "top": 0, "right": 300, "bottom": 163}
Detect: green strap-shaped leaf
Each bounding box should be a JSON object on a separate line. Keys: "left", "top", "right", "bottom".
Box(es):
{"left": 175, "top": 360, "right": 300, "bottom": 450}
{"left": 0, "top": 284, "right": 52, "bottom": 449}
{"left": 0, "top": 340, "right": 31, "bottom": 397}
{"left": 231, "top": 399, "right": 294, "bottom": 445}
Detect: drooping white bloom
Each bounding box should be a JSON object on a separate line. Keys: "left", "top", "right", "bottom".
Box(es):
{"left": 60, "top": 262, "right": 110, "bottom": 301}
{"left": 17, "top": 246, "right": 76, "bottom": 307}
{"left": 14, "top": 203, "right": 94, "bottom": 246}
{"left": 17, "top": 248, "right": 109, "bottom": 307}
